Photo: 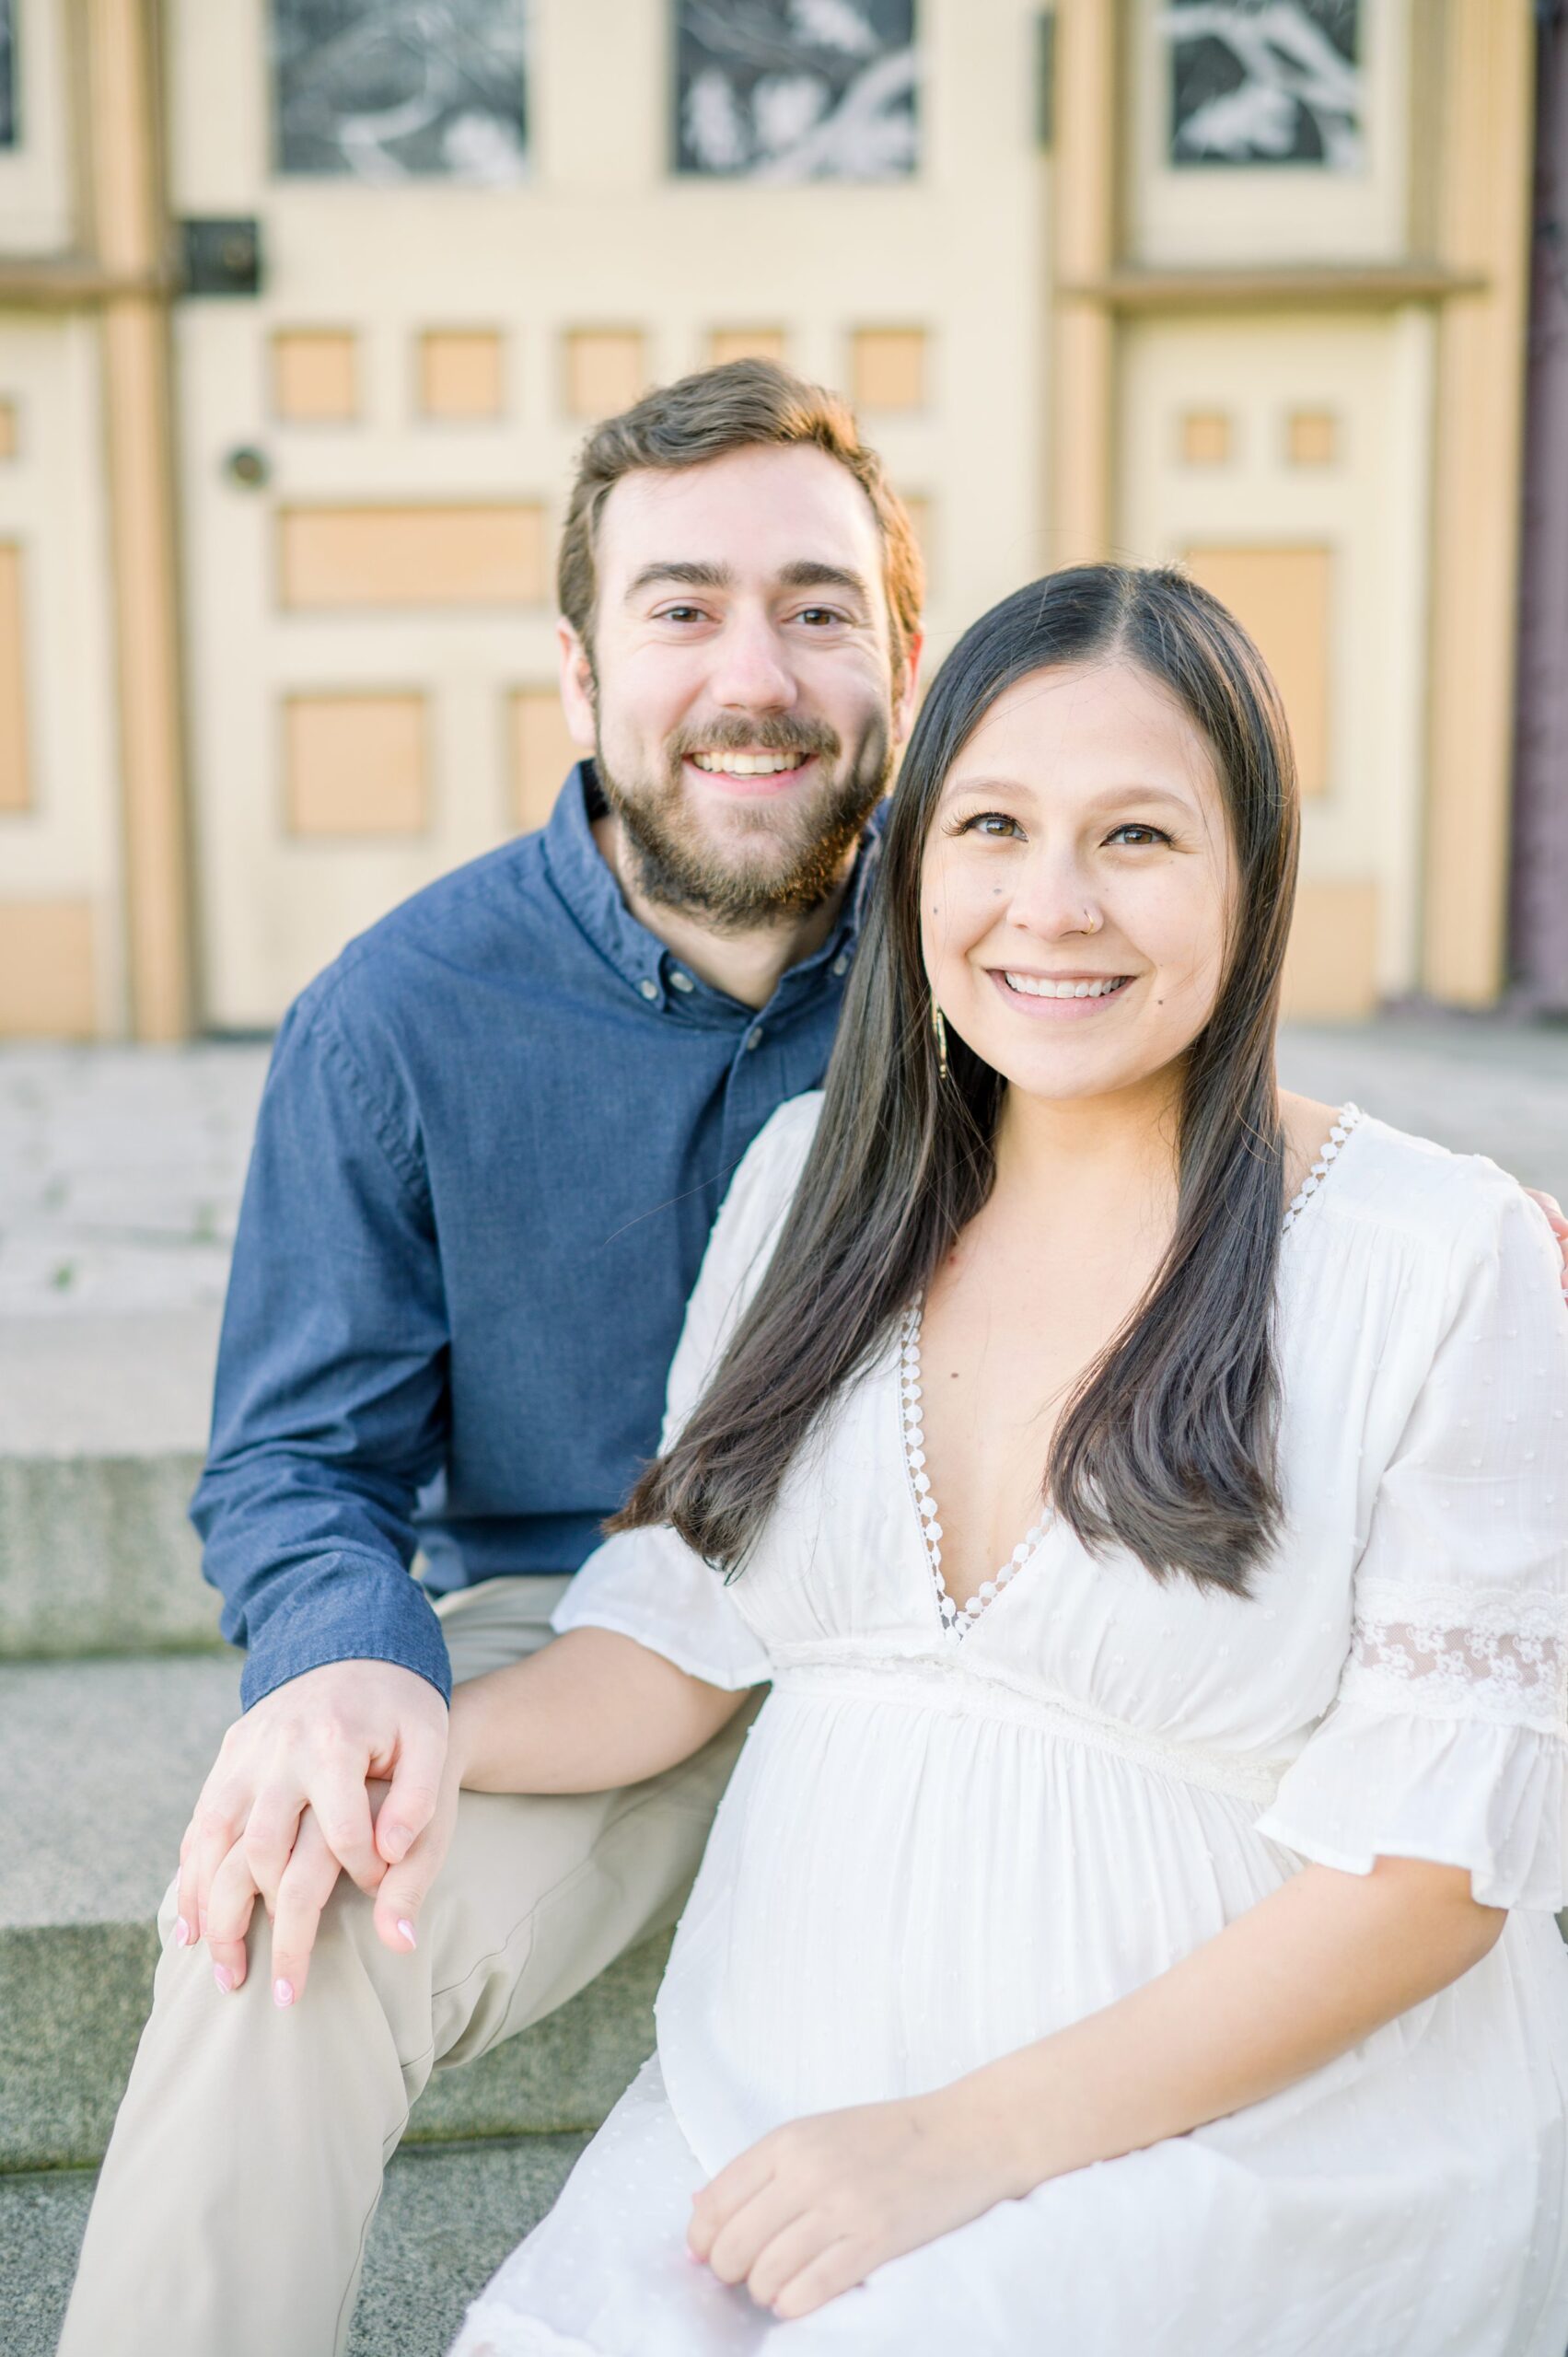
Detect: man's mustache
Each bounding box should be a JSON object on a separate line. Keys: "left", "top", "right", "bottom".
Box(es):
{"left": 666, "top": 717, "right": 842, "bottom": 766}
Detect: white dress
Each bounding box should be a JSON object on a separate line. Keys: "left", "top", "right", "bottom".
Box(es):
{"left": 451, "top": 1096, "right": 1568, "bottom": 2357}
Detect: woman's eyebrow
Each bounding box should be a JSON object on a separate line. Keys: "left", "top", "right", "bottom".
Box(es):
{"left": 943, "top": 774, "right": 1198, "bottom": 815}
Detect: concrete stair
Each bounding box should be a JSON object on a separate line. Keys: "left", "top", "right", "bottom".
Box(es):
{"left": 3, "top": 2131, "right": 591, "bottom": 2356}
{"left": 0, "top": 1313, "right": 222, "bottom": 1658}
{"left": 0, "top": 1655, "right": 667, "bottom": 2172}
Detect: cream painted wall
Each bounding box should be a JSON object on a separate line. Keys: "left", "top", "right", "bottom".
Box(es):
{"left": 0, "top": 313, "right": 128, "bottom": 1029}
{"left": 0, "top": 0, "right": 75, "bottom": 254}
{"left": 1117, "top": 308, "right": 1434, "bottom": 1000}
{"left": 168, "top": 0, "right": 1050, "bottom": 1028}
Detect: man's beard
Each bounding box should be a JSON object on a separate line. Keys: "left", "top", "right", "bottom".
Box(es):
{"left": 594, "top": 712, "right": 892, "bottom": 930}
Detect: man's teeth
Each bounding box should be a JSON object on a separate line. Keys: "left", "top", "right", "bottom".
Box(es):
{"left": 1005, "top": 973, "right": 1130, "bottom": 1000}
{"left": 690, "top": 751, "right": 803, "bottom": 776}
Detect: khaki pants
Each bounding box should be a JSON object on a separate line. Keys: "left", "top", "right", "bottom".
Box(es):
{"left": 58, "top": 1577, "right": 750, "bottom": 2357}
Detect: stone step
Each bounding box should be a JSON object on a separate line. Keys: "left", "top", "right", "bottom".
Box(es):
{"left": 3, "top": 2127, "right": 591, "bottom": 2357}
{"left": 0, "top": 1654, "right": 664, "bottom": 2172}
{"left": 0, "top": 1311, "right": 225, "bottom": 1657}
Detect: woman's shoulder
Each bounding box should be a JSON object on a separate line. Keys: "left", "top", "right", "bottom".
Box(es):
{"left": 1305, "top": 1097, "right": 1551, "bottom": 1272}
{"left": 716, "top": 1091, "right": 825, "bottom": 1247}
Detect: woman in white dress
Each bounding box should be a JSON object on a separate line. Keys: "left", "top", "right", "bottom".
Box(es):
{"left": 439, "top": 563, "right": 1567, "bottom": 2354}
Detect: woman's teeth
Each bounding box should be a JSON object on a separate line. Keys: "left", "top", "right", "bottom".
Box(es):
{"left": 690, "top": 751, "right": 802, "bottom": 776}
{"left": 1004, "top": 973, "right": 1131, "bottom": 1000}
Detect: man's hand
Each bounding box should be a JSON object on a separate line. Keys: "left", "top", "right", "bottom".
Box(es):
{"left": 1524, "top": 1189, "right": 1568, "bottom": 1295}
{"left": 176, "top": 1659, "right": 448, "bottom": 1991}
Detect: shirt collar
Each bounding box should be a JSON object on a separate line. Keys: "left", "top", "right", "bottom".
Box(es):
{"left": 540, "top": 761, "right": 881, "bottom": 1015}
{"left": 540, "top": 761, "right": 667, "bottom": 999}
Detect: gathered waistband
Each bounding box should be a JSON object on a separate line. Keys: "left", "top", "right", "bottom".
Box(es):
{"left": 769, "top": 1658, "right": 1287, "bottom": 1805}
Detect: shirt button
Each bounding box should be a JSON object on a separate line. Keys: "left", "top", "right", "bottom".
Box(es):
{"left": 831, "top": 952, "right": 851, "bottom": 978}
{"left": 746, "top": 1026, "right": 764, "bottom": 1051}
{"left": 639, "top": 977, "right": 659, "bottom": 1002}
{"left": 670, "top": 970, "right": 694, "bottom": 993}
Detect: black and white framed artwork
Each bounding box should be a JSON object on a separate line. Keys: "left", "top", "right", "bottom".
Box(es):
{"left": 1164, "top": 0, "right": 1363, "bottom": 169}
{"left": 271, "top": 0, "right": 529, "bottom": 181}
{"left": 0, "top": 0, "right": 17, "bottom": 151}
{"left": 674, "top": 0, "right": 918, "bottom": 181}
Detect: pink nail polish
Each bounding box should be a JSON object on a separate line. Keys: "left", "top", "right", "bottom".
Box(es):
{"left": 397, "top": 1918, "right": 417, "bottom": 1949}
{"left": 273, "top": 1979, "right": 294, "bottom": 2008}
{"left": 214, "top": 1964, "right": 234, "bottom": 1993}
{"left": 174, "top": 1918, "right": 191, "bottom": 1948}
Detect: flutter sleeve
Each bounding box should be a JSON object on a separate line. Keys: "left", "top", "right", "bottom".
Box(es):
{"left": 549, "top": 1093, "right": 823, "bottom": 1689}
{"left": 1255, "top": 1171, "right": 1568, "bottom": 1910}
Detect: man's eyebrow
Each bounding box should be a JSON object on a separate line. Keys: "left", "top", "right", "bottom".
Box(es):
{"left": 623, "top": 560, "right": 735, "bottom": 598}
{"left": 622, "top": 559, "right": 873, "bottom": 602}
{"left": 774, "top": 561, "right": 872, "bottom": 599}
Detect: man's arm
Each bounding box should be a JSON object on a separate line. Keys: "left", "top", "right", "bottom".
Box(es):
{"left": 193, "top": 987, "right": 451, "bottom": 1708}
{"left": 180, "top": 984, "right": 453, "bottom": 1965}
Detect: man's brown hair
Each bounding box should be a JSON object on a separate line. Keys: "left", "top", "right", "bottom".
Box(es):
{"left": 556, "top": 357, "right": 924, "bottom": 666}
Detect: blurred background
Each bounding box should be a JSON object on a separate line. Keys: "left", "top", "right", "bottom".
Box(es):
{"left": 3, "top": 7, "right": 1568, "bottom": 2342}
{"left": 0, "top": 0, "right": 1562, "bottom": 1045}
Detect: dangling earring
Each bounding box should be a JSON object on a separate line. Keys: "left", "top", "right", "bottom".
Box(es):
{"left": 931, "top": 1000, "right": 949, "bottom": 1081}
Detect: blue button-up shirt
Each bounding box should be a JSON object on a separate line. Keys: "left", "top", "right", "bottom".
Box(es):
{"left": 193, "top": 764, "right": 874, "bottom": 1710}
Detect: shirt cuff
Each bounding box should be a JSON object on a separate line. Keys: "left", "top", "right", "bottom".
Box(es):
{"left": 236, "top": 1561, "right": 453, "bottom": 1712}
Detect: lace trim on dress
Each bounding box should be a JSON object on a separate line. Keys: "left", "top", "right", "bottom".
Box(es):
{"left": 900, "top": 1104, "right": 1365, "bottom": 1639}
{"left": 899, "top": 1305, "right": 1050, "bottom": 1636}
{"left": 1342, "top": 1583, "right": 1568, "bottom": 1736}
{"left": 1280, "top": 1102, "right": 1363, "bottom": 1234}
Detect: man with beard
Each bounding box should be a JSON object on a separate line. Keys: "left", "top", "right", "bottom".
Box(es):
{"left": 58, "top": 360, "right": 923, "bottom": 2357}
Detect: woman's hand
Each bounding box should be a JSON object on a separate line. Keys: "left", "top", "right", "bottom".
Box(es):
{"left": 687, "top": 2086, "right": 1017, "bottom": 2320}
{"left": 199, "top": 1736, "right": 470, "bottom": 2003}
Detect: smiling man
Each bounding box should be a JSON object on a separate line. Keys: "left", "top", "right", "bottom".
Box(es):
{"left": 58, "top": 366, "right": 1567, "bottom": 2357}
{"left": 59, "top": 361, "right": 922, "bottom": 2357}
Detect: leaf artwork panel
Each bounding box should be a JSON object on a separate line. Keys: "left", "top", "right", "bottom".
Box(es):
{"left": 272, "top": 0, "right": 528, "bottom": 181}
{"left": 675, "top": 0, "right": 918, "bottom": 181}
{"left": 1163, "top": 0, "right": 1363, "bottom": 169}
{"left": 0, "top": 0, "right": 16, "bottom": 151}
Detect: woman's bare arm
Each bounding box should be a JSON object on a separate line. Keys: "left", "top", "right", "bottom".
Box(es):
{"left": 957, "top": 1853, "right": 1504, "bottom": 2188}
{"left": 448, "top": 1625, "right": 756, "bottom": 1795}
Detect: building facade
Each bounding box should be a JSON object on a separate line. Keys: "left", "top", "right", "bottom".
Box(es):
{"left": 0, "top": 0, "right": 1543, "bottom": 1038}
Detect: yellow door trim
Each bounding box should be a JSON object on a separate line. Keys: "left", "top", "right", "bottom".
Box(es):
{"left": 86, "top": 0, "right": 194, "bottom": 1041}
{"left": 1423, "top": 0, "right": 1535, "bottom": 1004}
{"left": 1050, "top": 0, "right": 1120, "bottom": 567}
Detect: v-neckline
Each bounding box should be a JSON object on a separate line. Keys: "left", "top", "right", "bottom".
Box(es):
{"left": 898, "top": 1103, "right": 1365, "bottom": 1641}
{"left": 898, "top": 1303, "right": 1051, "bottom": 1640}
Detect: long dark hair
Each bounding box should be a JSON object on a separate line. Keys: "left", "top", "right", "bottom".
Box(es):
{"left": 611, "top": 563, "right": 1301, "bottom": 1595}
